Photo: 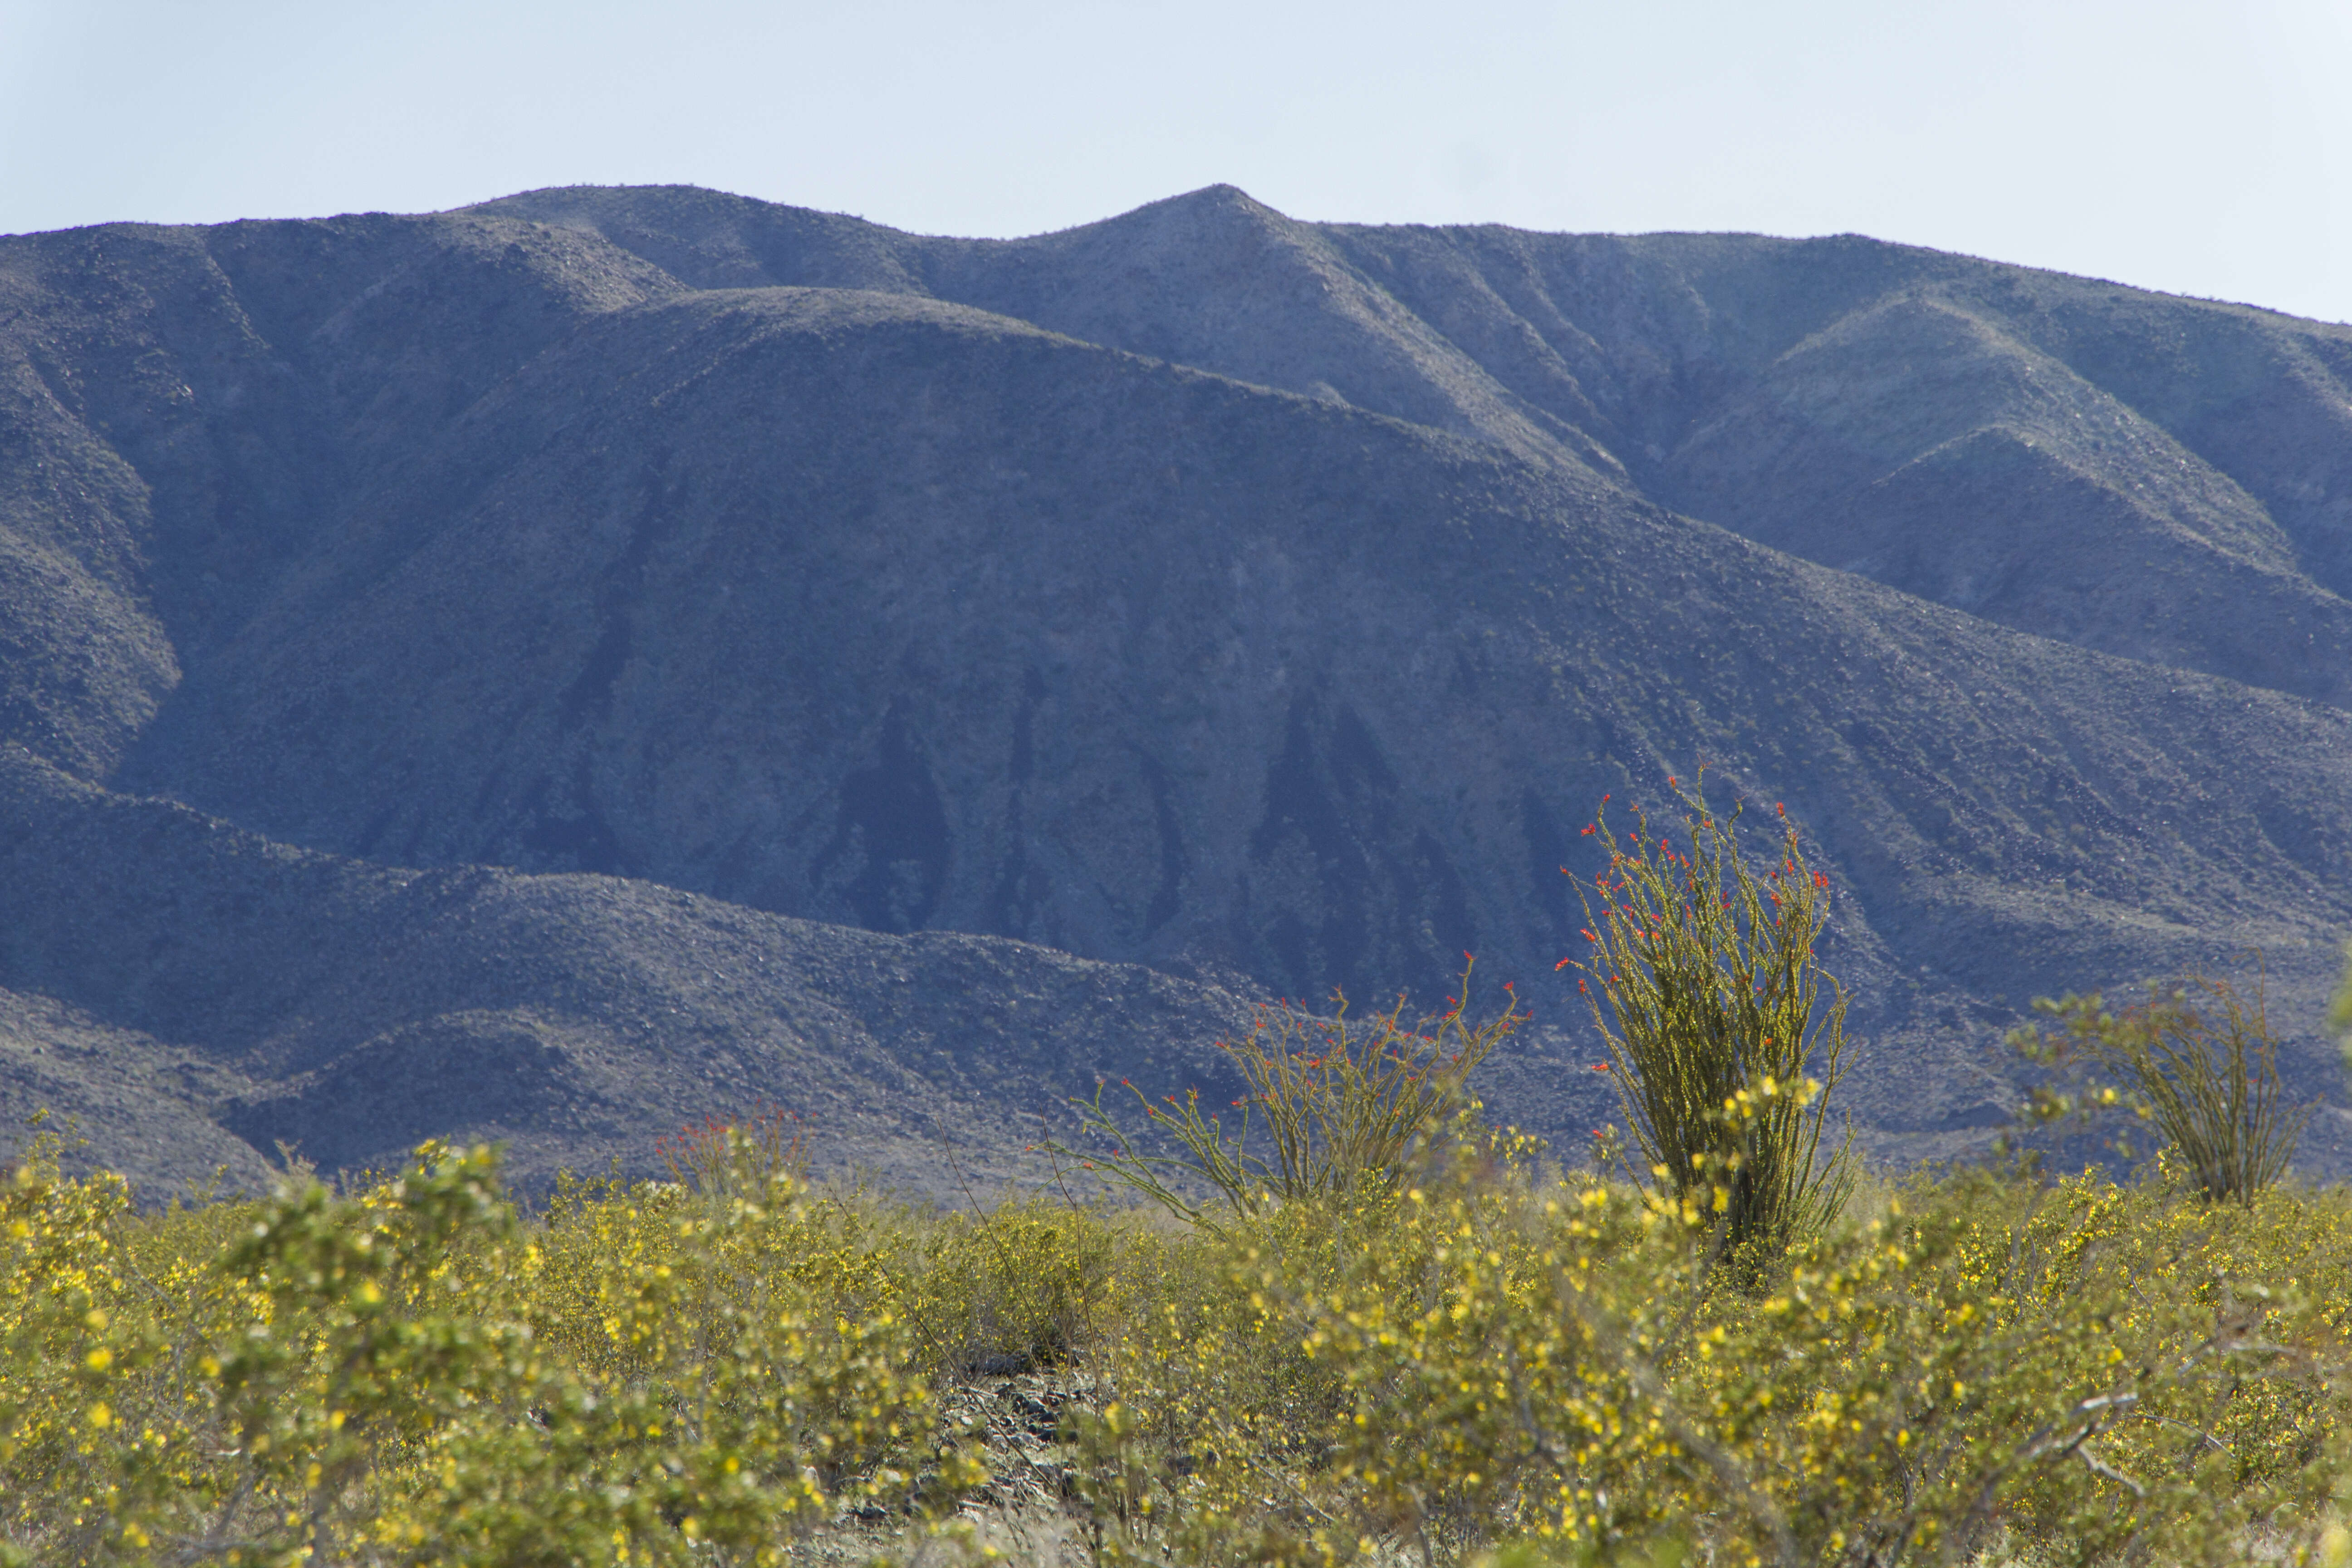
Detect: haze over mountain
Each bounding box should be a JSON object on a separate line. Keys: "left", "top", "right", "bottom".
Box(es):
{"left": 4, "top": 183, "right": 2349, "bottom": 1193}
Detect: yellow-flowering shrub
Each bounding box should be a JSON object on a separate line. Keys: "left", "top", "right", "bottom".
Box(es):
{"left": 1054, "top": 1143, "right": 2352, "bottom": 1568}
{"left": 0, "top": 1132, "right": 975, "bottom": 1566}
{"left": 8, "top": 1114, "right": 2352, "bottom": 1567}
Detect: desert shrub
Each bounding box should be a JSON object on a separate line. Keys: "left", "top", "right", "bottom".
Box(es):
{"left": 883, "top": 1197, "right": 1126, "bottom": 1376}
{"left": 0, "top": 1134, "right": 972, "bottom": 1567}
{"left": 1062, "top": 1194, "right": 1382, "bottom": 1566}
{"left": 11, "top": 1081, "right": 2352, "bottom": 1567}
{"left": 2016, "top": 965, "right": 2310, "bottom": 1205}
{"left": 534, "top": 1153, "right": 1146, "bottom": 1447}
{"left": 654, "top": 1103, "right": 808, "bottom": 1199}
{"left": 0, "top": 1130, "right": 155, "bottom": 1563}
{"left": 1055, "top": 960, "right": 1526, "bottom": 1226}
{"left": 1067, "top": 1146, "right": 2352, "bottom": 1568}
{"left": 513, "top": 1162, "right": 964, "bottom": 1554}
{"left": 1561, "top": 776, "right": 1853, "bottom": 1266}
{"left": 1673, "top": 1164, "right": 2348, "bottom": 1568}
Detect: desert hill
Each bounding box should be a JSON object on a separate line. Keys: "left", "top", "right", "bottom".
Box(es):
{"left": 0, "top": 745, "right": 1269, "bottom": 1194}
{"left": 2, "top": 185, "right": 2348, "bottom": 1192}
{"left": 481, "top": 183, "right": 2352, "bottom": 710}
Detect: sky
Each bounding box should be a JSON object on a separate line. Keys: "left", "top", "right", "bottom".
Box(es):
{"left": 2, "top": 0, "right": 2347, "bottom": 323}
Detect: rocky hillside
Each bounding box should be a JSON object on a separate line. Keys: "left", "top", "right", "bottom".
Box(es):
{"left": 3, "top": 185, "right": 2348, "bottom": 1192}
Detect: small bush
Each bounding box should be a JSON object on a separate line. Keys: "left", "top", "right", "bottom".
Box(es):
{"left": 2017, "top": 965, "right": 2310, "bottom": 1205}
{"left": 654, "top": 1102, "right": 807, "bottom": 1199}
{"left": 1054, "top": 960, "right": 1526, "bottom": 1226}
{"left": 874, "top": 1195, "right": 1124, "bottom": 1377}
{"left": 1560, "top": 774, "right": 1853, "bottom": 1265}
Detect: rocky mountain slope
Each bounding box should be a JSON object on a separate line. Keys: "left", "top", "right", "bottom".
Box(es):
{"left": 3, "top": 185, "right": 2347, "bottom": 1192}
{"left": 0, "top": 747, "right": 1270, "bottom": 1195}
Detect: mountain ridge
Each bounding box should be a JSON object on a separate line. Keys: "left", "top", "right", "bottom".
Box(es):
{"left": 3, "top": 184, "right": 2348, "bottom": 1191}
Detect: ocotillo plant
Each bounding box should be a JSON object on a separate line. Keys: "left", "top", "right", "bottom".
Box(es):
{"left": 1053, "top": 960, "right": 1527, "bottom": 1227}
{"left": 2017, "top": 964, "right": 2309, "bottom": 1207}
{"left": 654, "top": 1102, "right": 808, "bottom": 1200}
{"left": 1560, "top": 773, "right": 1852, "bottom": 1266}
{"left": 2334, "top": 938, "right": 2352, "bottom": 1062}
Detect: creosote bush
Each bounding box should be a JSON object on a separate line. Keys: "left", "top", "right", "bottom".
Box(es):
{"left": 11, "top": 938, "right": 2352, "bottom": 1567}
{"left": 1560, "top": 774, "right": 1853, "bottom": 1266}
{"left": 1063, "top": 1134, "right": 2352, "bottom": 1568}
{"left": 1, "top": 1127, "right": 977, "bottom": 1567}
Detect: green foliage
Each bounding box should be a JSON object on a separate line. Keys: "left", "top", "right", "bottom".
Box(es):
{"left": 11, "top": 1034, "right": 2352, "bottom": 1567}
{"left": 655, "top": 1104, "right": 808, "bottom": 1199}
{"left": 1054, "top": 960, "right": 1526, "bottom": 1226}
{"left": 2333, "top": 938, "right": 2352, "bottom": 1058}
{"left": 2016, "top": 966, "right": 2310, "bottom": 1206}
{"left": 1049, "top": 1135, "right": 2352, "bottom": 1568}
{"left": 1561, "top": 776, "right": 1853, "bottom": 1264}
{"left": 0, "top": 1131, "right": 976, "bottom": 1566}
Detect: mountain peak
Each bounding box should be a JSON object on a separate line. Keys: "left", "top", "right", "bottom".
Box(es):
{"left": 5, "top": 187, "right": 2350, "bottom": 1191}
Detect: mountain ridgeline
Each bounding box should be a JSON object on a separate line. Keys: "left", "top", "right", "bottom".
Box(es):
{"left": 3, "top": 183, "right": 2349, "bottom": 1192}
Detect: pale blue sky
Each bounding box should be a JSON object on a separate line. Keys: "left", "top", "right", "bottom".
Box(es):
{"left": 2, "top": 0, "right": 2347, "bottom": 322}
